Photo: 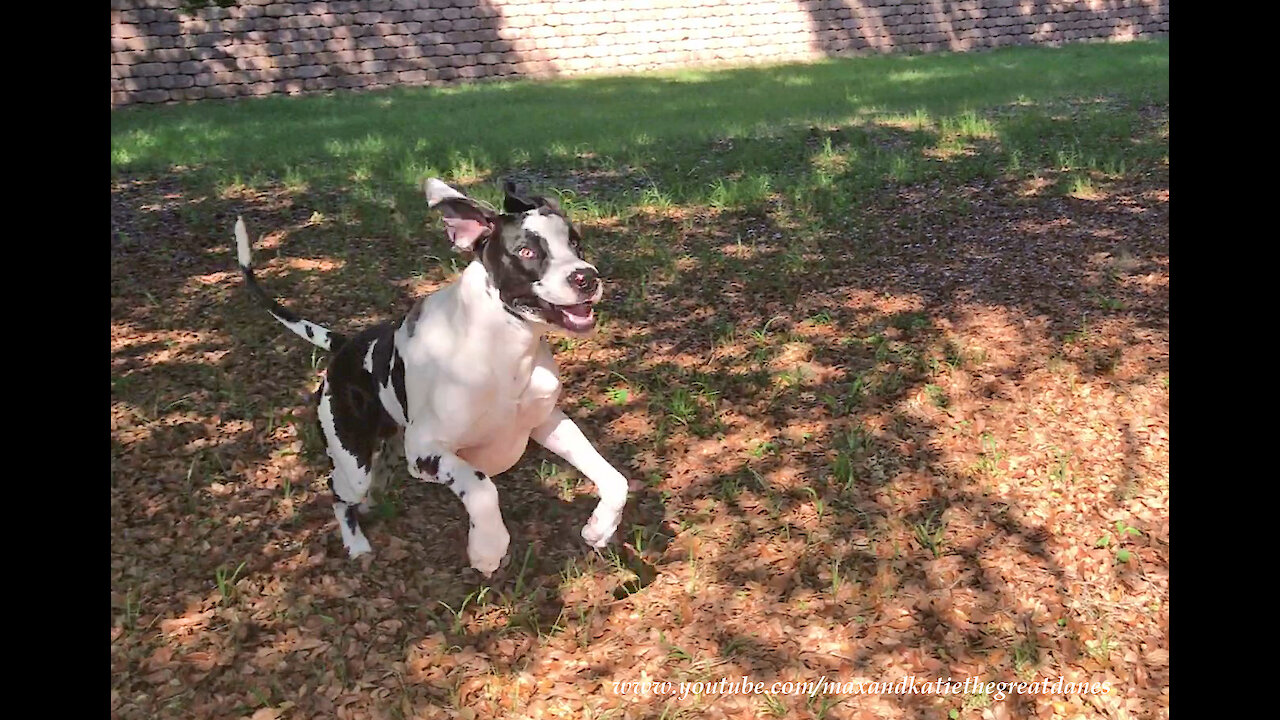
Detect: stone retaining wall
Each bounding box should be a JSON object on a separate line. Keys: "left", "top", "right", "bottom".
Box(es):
{"left": 110, "top": 0, "right": 1169, "bottom": 107}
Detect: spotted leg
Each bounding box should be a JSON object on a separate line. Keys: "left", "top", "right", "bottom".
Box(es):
{"left": 405, "top": 434, "right": 510, "bottom": 576}
{"left": 316, "top": 383, "right": 375, "bottom": 558}
{"left": 531, "top": 408, "right": 629, "bottom": 548}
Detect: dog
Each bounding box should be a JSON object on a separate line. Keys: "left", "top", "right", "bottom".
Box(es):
{"left": 235, "top": 178, "right": 630, "bottom": 576}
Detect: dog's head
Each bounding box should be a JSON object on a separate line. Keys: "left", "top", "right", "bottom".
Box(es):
{"left": 424, "top": 178, "right": 602, "bottom": 335}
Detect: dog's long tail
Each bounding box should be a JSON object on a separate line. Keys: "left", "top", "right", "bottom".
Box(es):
{"left": 235, "top": 216, "right": 346, "bottom": 352}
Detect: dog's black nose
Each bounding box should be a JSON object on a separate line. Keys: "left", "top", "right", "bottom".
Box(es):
{"left": 569, "top": 267, "right": 599, "bottom": 293}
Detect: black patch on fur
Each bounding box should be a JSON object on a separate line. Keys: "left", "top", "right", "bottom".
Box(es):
{"left": 305, "top": 325, "right": 314, "bottom": 338}
{"left": 327, "top": 476, "right": 335, "bottom": 493}
{"left": 417, "top": 455, "right": 441, "bottom": 478}
{"left": 344, "top": 504, "right": 360, "bottom": 533}
{"left": 480, "top": 221, "right": 552, "bottom": 311}
{"left": 323, "top": 323, "right": 400, "bottom": 473}
{"left": 458, "top": 489, "right": 466, "bottom": 499}
{"left": 523, "top": 230, "right": 552, "bottom": 258}
{"left": 475, "top": 470, "right": 485, "bottom": 480}
{"left": 313, "top": 381, "right": 327, "bottom": 447}
{"left": 370, "top": 328, "right": 395, "bottom": 387}
{"left": 390, "top": 348, "right": 408, "bottom": 422}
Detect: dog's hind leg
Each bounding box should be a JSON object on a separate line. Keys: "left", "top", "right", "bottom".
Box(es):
{"left": 329, "top": 468, "right": 373, "bottom": 558}
{"left": 317, "top": 381, "right": 376, "bottom": 558}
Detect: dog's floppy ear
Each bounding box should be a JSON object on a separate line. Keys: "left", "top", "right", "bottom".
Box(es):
{"left": 424, "top": 178, "right": 497, "bottom": 251}
{"left": 503, "top": 179, "right": 562, "bottom": 215}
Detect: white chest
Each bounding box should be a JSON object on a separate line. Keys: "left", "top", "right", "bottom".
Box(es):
{"left": 403, "top": 332, "right": 562, "bottom": 475}
{"left": 453, "top": 361, "right": 561, "bottom": 476}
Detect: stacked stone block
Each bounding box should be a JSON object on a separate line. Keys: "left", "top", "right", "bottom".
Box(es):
{"left": 110, "top": 0, "right": 1169, "bottom": 107}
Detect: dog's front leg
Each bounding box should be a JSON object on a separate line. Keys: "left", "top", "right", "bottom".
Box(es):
{"left": 532, "top": 408, "right": 629, "bottom": 548}
{"left": 404, "top": 432, "right": 510, "bottom": 576}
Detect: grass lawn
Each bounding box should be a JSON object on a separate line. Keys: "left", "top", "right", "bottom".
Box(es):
{"left": 111, "top": 39, "right": 1168, "bottom": 720}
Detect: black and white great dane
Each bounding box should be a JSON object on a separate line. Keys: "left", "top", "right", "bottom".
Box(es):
{"left": 235, "top": 178, "right": 629, "bottom": 576}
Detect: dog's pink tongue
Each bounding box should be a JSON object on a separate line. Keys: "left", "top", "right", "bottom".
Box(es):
{"left": 562, "top": 303, "right": 592, "bottom": 318}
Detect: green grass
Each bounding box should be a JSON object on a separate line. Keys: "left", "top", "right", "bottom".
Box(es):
{"left": 913, "top": 510, "right": 947, "bottom": 558}
{"left": 113, "top": 41, "right": 1167, "bottom": 228}
{"left": 214, "top": 561, "right": 247, "bottom": 605}
{"left": 761, "top": 693, "right": 789, "bottom": 718}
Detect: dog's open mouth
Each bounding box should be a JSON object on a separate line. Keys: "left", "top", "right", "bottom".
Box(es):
{"left": 546, "top": 301, "right": 595, "bottom": 332}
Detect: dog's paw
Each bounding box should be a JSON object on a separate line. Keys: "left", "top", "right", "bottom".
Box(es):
{"left": 346, "top": 536, "right": 373, "bottom": 559}
{"left": 460, "top": 551, "right": 513, "bottom": 585}
{"left": 467, "top": 523, "right": 510, "bottom": 577}
{"left": 581, "top": 506, "right": 622, "bottom": 548}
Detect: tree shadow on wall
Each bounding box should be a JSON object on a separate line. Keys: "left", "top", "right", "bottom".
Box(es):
{"left": 800, "top": 0, "right": 1166, "bottom": 57}
{"left": 121, "top": 0, "right": 527, "bottom": 101}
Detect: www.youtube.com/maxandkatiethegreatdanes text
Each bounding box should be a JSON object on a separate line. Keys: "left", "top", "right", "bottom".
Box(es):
{"left": 612, "top": 675, "right": 1112, "bottom": 702}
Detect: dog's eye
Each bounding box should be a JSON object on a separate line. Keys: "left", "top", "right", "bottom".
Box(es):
{"left": 517, "top": 247, "right": 536, "bottom": 259}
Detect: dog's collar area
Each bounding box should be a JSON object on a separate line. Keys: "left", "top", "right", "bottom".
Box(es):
{"left": 501, "top": 299, "right": 537, "bottom": 322}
